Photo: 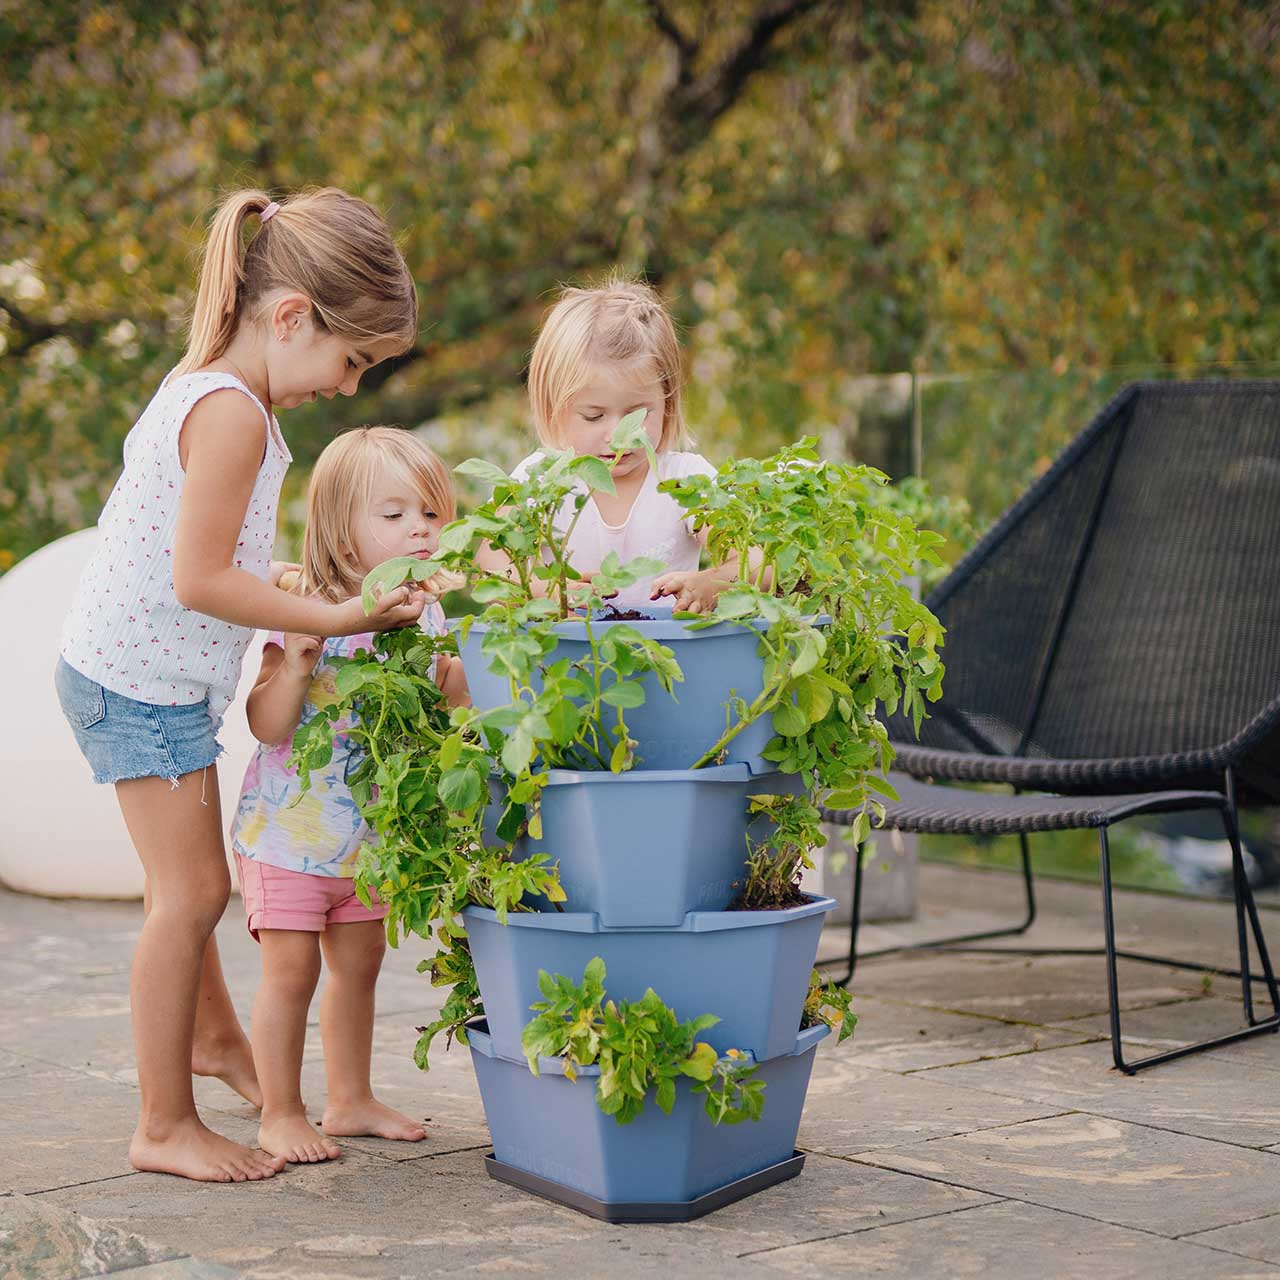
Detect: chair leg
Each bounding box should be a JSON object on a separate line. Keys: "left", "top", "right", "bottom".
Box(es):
{"left": 1098, "top": 816, "right": 1280, "bottom": 1075}
{"left": 1224, "top": 771, "right": 1280, "bottom": 1023}
{"left": 819, "top": 831, "right": 1038, "bottom": 990}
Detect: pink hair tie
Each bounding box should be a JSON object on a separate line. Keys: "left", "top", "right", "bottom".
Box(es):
{"left": 260, "top": 201, "right": 281, "bottom": 223}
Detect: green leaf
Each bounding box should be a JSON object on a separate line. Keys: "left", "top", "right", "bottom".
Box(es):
{"left": 438, "top": 732, "right": 463, "bottom": 771}
{"left": 772, "top": 701, "right": 808, "bottom": 737}
{"left": 600, "top": 681, "right": 645, "bottom": 709}
{"left": 680, "top": 1042, "right": 718, "bottom": 1082}
{"left": 438, "top": 766, "right": 482, "bottom": 812}
{"left": 569, "top": 455, "right": 616, "bottom": 495}
{"left": 455, "top": 458, "right": 513, "bottom": 488}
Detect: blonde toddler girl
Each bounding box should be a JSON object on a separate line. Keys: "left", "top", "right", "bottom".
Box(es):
{"left": 231, "top": 427, "right": 466, "bottom": 1163}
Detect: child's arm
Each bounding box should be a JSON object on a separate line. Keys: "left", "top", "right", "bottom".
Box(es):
{"left": 245, "top": 636, "right": 321, "bottom": 746}
{"left": 434, "top": 652, "right": 472, "bottom": 708}
{"left": 173, "top": 392, "right": 424, "bottom": 636}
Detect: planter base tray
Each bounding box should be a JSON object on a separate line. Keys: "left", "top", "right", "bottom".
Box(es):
{"left": 482, "top": 1150, "right": 807, "bottom": 1223}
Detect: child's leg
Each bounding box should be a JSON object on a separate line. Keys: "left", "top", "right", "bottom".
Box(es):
{"left": 317, "top": 920, "right": 426, "bottom": 1142}
{"left": 252, "top": 930, "right": 341, "bottom": 1162}
{"left": 142, "top": 877, "right": 261, "bottom": 1108}
{"left": 115, "top": 768, "right": 284, "bottom": 1182}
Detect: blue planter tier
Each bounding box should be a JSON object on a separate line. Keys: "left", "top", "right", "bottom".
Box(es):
{"left": 494, "top": 764, "right": 805, "bottom": 926}
{"left": 468, "top": 1020, "right": 828, "bottom": 1218}
{"left": 455, "top": 604, "right": 777, "bottom": 772}
{"left": 463, "top": 895, "right": 836, "bottom": 1062}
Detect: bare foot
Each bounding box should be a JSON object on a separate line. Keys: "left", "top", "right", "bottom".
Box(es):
{"left": 322, "top": 1097, "right": 427, "bottom": 1143}
{"left": 259, "top": 1109, "right": 342, "bottom": 1163}
{"left": 130, "top": 1116, "right": 286, "bottom": 1182}
{"left": 192, "top": 1035, "right": 263, "bottom": 1110}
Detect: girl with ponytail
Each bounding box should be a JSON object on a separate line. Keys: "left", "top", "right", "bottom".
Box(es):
{"left": 55, "top": 187, "right": 421, "bottom": 1184}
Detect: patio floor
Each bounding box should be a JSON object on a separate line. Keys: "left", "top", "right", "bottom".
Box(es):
{"left": 6, "top": 862, "right": 1280, "bottom": 1278}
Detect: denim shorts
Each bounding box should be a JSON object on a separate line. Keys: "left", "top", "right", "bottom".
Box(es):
{"left": 55, "top": 657, "right": 224, "bottom": 785}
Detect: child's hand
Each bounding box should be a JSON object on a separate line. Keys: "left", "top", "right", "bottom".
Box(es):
{"left": 269, "top": 560, "right": 302, "bottom": 589}
{"left": 651, "top": 568, "right": 727, "bottom": 615}
{"left": 282, "top": 631, "right": 323, "bottom": 678}
{"left": 350, "top": 583, "right": 428, "bottom": 633}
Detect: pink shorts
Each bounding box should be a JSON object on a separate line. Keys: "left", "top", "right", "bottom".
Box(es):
{"left": 235, "top": 854, "right": 388, "bottom": 940}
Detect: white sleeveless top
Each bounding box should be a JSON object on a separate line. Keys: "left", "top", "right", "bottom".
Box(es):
{"left": 60, "top": 370, "right": 292, "bottom": 719}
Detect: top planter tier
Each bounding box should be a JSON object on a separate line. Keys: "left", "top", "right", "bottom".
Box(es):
{"left": 455, "top": 604, "right": 777, "bottom": 773}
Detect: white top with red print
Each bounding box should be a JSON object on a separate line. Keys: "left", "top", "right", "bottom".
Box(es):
{"left": 60, "top": 369, "right": 291, "bottom": 719}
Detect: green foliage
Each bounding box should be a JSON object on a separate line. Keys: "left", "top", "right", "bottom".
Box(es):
{"left": 734, "top": 792, "right": 826, "bottom": 911}
{"left": 298, "top": 426, "right": 936, "bottom": 1067}
{"left": 375, "top": 415, "right": 683, "bottom": 797}
{"left": 521, "top": 959, "right": 765, "bottom": 1126}
{"left": 800, "top": 969, "right": 857, "bottom": 1045}
{"left": 290, "top": 624, "right": 566, "bottom": 1067}
{"left": 661, "top": 439, "right": 943, "bottom": 835}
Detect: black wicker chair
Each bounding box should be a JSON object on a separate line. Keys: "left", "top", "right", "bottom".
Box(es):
{"left": 822, "top": 380, "right": 1280, "bottom": 1072}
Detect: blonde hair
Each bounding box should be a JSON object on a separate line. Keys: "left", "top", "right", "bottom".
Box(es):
{"left": 527, "top": 277, "right": 687, "bottom": 450}
{"left": 175, "top": 187, "right": 418, "bottom": 375}
{"left": 291, "top": 427, "right": 457, "bottom": 604}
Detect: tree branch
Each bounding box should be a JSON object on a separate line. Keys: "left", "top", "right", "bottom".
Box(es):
{"left": 645, "top": 0, "right": 697, "bottom": 86}
{"left": 674, "top": 0, "right": 826, "bottom": 133}
{"left": 0, "top": 296, "right": 115, "bottom": 359}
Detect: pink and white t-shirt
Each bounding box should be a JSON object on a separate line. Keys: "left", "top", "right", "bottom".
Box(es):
{"left": 59, "top": 369, "right": 291, "bottom": 719}
{"left": 230, "top": 604, "right": 446, "bottom": 878}
{"left": 509, "top": 449, "right": 716, "bottom": 607}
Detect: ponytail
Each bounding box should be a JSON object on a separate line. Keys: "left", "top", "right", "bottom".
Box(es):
{"left": 175, "top": 186, "right": 418, "bottom": 376}
{"left": 175, "top": 190, "right": 275, "bottom": 375}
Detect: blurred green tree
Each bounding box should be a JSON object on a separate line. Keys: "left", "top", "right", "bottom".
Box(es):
{"left": 3, "top": 1, "right": 1278, "bottom": 566}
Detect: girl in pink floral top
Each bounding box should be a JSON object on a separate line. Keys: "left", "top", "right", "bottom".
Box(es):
{"left": 232, "top": 427, "right": 467, "bottom": 1165}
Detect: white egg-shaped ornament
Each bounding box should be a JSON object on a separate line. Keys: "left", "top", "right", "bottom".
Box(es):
{"left": 0, "top": 529, "right": 262, "bottom": 899}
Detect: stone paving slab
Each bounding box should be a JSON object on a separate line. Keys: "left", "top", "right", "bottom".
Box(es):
{"left": 0, "top": 1047, "right": 33, "bottom": 1080}
{"left": 1188, "top": 1215, "right": 1280, "bottom": 1267}
{"left": 798, "top": 1053, "right": 1066, "bottom": 1156}
{"left": 1064, "top": 996, "right": 1280, "bottom": 1074}
{"left": 1, "top": 1064, "right": 148, "bottom": 1195}
{"left": 749, "top": 1199, "right": 1280, "bottom": 1278}
{"left": 0, "top": 1192, "right": 185, "bottom": 1278}
{"left": 0, "top": 1062, "right": 263, "bottom": 1197}
{"left": 34, "top": 1147, "right": 999, "bottom": 1278}
{"left": 855, "top": 1112, "right": 1280, "bottom": 1236}
{"left": 100, "top": 1262, "right": 243, "bottom": 1278}
{"left": 1, "top": 1006, "right": 137, "bottom": 1082}
{"left": 8, "top": 867, "right": 1280, "bottom": 1277}
{"left": 849, "top": 952, "right": 1209, "bottom": 1023}
{"left": 844, "top": 993, "right": 1098, "bottom": 1071}
{"left": 916, "top": 1036, "right": 1280, "bottom": 1147}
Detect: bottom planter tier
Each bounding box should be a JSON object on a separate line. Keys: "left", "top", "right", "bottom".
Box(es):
{"left": 468, "top": 1020, "right": 828, "bottom": 1215}
{"left": 463, "top": 895, "right": 836, "bottom": 1061}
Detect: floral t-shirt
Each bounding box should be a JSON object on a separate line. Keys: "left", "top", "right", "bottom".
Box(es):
{"left": 230, "top": 604, "right": 445, "bottom": 878}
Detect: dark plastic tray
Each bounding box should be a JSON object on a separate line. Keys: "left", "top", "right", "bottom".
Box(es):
{"left": 483, "top": 1149, "right": 807, "bottom": 1223}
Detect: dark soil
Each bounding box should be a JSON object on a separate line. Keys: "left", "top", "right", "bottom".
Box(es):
{"left": 726, "top": 880, "right": 809, "bottom": 912}
{"left": 599, "top": 604, "right": 653, "bottom": 621}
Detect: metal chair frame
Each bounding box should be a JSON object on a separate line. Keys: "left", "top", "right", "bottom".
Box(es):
{"left": 819, "top": 382, "right": 1280, "bottom": 1073}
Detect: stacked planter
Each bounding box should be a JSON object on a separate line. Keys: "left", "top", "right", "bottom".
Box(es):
{"left": 456, "top": 606, "right": 837, "bottom": 1222}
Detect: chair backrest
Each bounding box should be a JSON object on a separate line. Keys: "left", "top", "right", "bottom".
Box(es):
{"left": 908, "top": 381, "right": 1280, "bottom": 776}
